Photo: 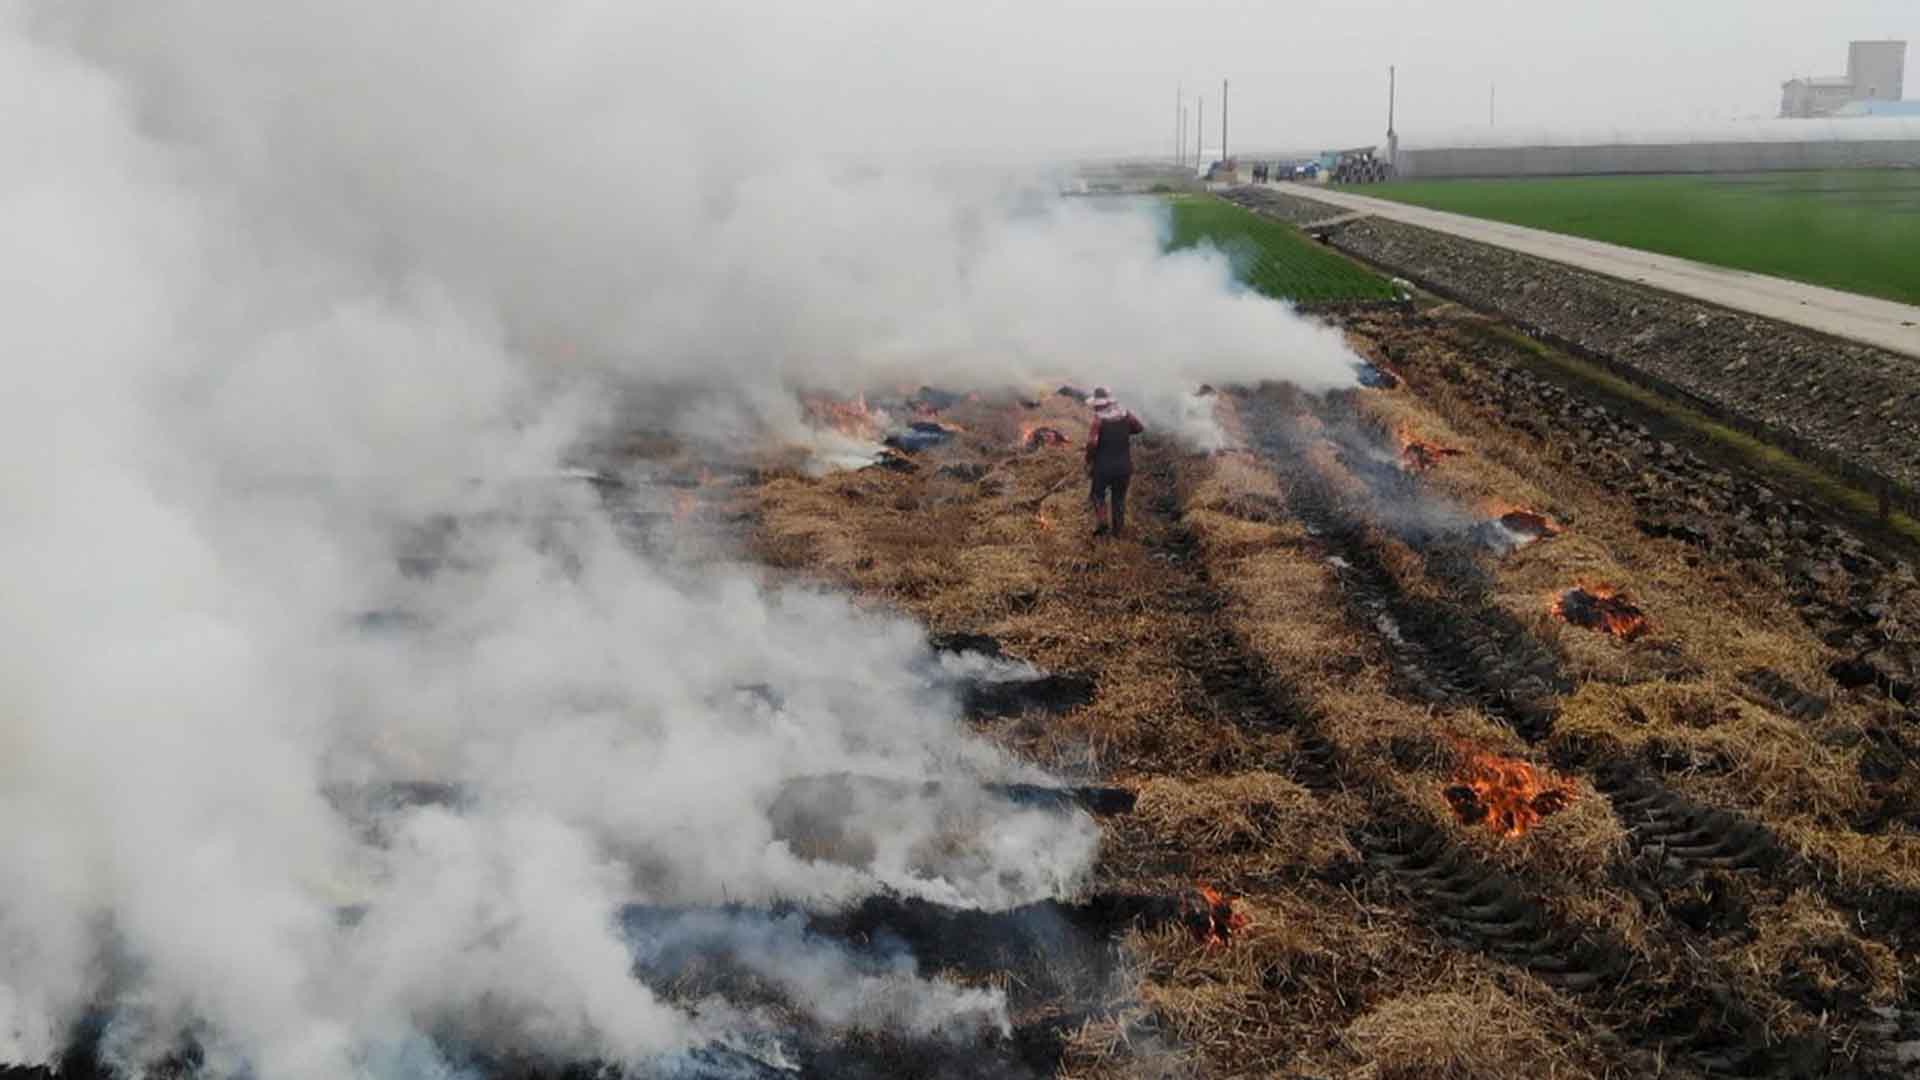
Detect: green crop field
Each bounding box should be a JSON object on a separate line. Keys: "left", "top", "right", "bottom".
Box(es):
{"left": 1164, "top": 195, "right": 1396, "bottom": 303}
{"left": 1356, "top": 171, "right": 1920, "bottom": 305}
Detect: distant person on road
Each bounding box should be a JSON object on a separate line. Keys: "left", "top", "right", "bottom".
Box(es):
{"left": 1084, "top": 388, "right": 1144, "bottom": 538}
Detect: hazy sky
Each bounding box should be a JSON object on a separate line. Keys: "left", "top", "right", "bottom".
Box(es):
{"left": 758, "top": 0, "right": 1918, "bottom": 158}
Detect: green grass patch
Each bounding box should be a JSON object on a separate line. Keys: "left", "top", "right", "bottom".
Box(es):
{"left": 1164, "top": 195, "right": 1396, "bottom": 303}
{"left": 1354, "top": 171, "right": 1920, "bottom": 305}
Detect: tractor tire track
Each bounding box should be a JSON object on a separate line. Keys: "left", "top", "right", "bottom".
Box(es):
{"left": 1147, "top": 453, "right": 1622, "bottom": 990}
{"left": 1295, "top": 384, "right": 1920, "bottom": 975}
{"left": 1226, "top": 389, "right": 1871, "bottom": 1077}
{"left": 1154, "top": 447, "right": 1826, "bottom": 1077}
{"left": 1238, "top": 389, "right": 1567, "bottom": 741}
{"left": 1736, "top": 669, "right": 1831, "bottom": 723}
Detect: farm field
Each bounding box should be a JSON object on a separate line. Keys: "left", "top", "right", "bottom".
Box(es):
{"left": 1164, "top": 194, "right": 1397, "bottom": 303}
{"left": 730, "top": 301, "right": 1920, "bottom": 1076}
{"left": 1351, "top": 171, "right": 1920, "bottom": 305}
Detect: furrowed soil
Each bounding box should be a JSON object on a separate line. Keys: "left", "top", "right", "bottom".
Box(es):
{"left": 745, "top": 308, "right": 1920, "bottom": 1077}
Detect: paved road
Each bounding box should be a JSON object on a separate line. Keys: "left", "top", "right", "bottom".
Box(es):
{"left": 1293, "top": 186, "right": 1920, "bottom": 360}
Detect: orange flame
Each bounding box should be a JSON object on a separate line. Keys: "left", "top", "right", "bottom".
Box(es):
{"left": 1482, "top": 501, "right": 1561, "bottom": 541}
{"left": 1399, "top": 438, "right": 1463, "bottom": 472}
{"left": 1020, "top": 422, "right": 1070, "bottom": 449}
{"left": 802, "top": 393, "right": 880, "bottom": 440}
{"left": 1497, "top": 510, "right": 1559, "bottom": 537}
{"left": 1189, "top": 882, "right": 1250, "bottom": 947}
{"left": 1444, "top": 741, "right": 1577, "bottom": 838}
{"left": 1552, "top": 584, "right": 1648, "bottom": 641}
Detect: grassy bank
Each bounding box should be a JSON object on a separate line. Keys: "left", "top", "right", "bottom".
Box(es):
{"left": 1355, "top": 171, "right": 1920, "bottom": 305}
{"left": 1163, "top": 195, "right": 1396, "bottom": 304}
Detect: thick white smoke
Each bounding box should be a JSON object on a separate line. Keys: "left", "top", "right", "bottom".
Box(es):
{"left": 2, "top": 1, "right": 1361, "bottom": 1074}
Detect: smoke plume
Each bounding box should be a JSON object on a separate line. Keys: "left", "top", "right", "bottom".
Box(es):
{"left": 1, "top": 1, "right": 1362, "bottom": 1074}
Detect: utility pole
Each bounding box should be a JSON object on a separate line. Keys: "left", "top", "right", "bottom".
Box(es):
{"left": 1387, "top": 65, "right": 1399, "bottom": 174}
{"left": 1489, "top": 83, "right": 1496, "bottom": 127}
{"left": 1197, "top": 94, "right": 1205, "bottom": 167}
{"left": 1221, "top": 78, "right": 1230, "bottom": 166}
{"left": 1174, "top": 82, "right": 1182, "bottom": 164}
{"left": 1388, "top": 66, "right": 1397, "bottom": 137}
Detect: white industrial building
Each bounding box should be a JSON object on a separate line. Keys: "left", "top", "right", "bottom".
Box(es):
{"left": 1781, "top": 41, "right": 1906, "bottom": 118}
{"left": 1381, "top": 41, "right": 1918, "bottom": 180}
{"left": 1389, "top": 118, "right": 1920, "bottom": 180}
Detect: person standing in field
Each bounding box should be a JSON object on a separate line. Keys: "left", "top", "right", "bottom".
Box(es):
{"left": 1084, "top": 387, "right": 1144, "bottom": 538}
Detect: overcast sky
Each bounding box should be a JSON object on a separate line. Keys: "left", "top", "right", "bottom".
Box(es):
{"left": 757, "top": 0, "right": 1918, "bottom": 159}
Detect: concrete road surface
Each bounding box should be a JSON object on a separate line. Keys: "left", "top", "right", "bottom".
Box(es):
{"left": 1294, "top": 186, "right": 1920, "bottom": 360}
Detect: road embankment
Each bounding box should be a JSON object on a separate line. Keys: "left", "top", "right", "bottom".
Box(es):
{"left": 1222, "top": 186, "right": 1920, "bottom": 514}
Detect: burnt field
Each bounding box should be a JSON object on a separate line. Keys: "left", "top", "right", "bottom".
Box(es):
{"left": 25, "top": 320, "right": 1913, "bottom": 1080}
{"left": 21, "top": 306, "right": 1913, "bottom": 1079}
{"left": 702, "top": 305, "right": 1919, "bottom": 1077}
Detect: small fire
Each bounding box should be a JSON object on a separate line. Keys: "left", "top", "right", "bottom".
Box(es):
{"left": 1186, "top": 882, "right": 1250, "bottom": 947}
{"left": 1482, "top": 502, "right": 1561, "bottom": 548}
{"left": 1553, "top": 584, "right": 1649, "bottom": 641}
{"left": 1022, "top": 424, "right": 1070, "bottom": 450}
{"left": 1035, "top": 512, "right": 1054, "bottom": 531}
{"left": 803, "top": 393, "right": 880, "bottom": 440}
{"left": 1398, "top": 432, "right": 1463, "bottom": 472}
{"left": 1497, "top": 509, "right": 1560, "bottom": 539}
{"left": 1444, "top": 742, "right": 1577, "bottom": 838}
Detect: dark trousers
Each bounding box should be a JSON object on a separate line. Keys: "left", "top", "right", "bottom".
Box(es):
{"left": 1090, "top": 471, "right": 1131, "bottom": 533}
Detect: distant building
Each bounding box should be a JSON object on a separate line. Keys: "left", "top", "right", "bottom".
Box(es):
{"left": 1781, "top": 40, "right": 1908, "bottom": 118}
{"left": 1833, "top": 99, "right": 1920, "bottom": 118}
{"left": 1781, "top": 76, "right": 1858, "bottom": 118}
{"left": 1849, "top": 40, "right": 1907, "bottom": 102}
{"left": 1390, "top": 119, "right": 1920, "bottom": 180}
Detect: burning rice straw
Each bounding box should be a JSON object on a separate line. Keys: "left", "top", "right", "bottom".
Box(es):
{"left": 1552, "top": 583, "right": 1649, "bottom": 641}
{"left": 1442, "top": 740, "right": 1577, "bottom": 839}
{"left": 1187, "top": 882, "right": 1252, "bottom": 948}
{"left": 1400, "top": 439, "right": 1464, "bottom": 473}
